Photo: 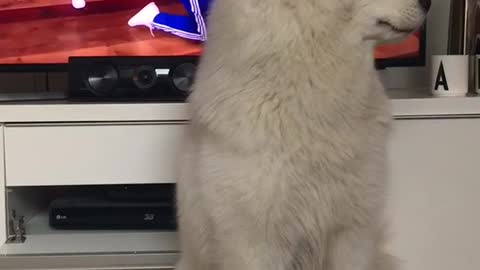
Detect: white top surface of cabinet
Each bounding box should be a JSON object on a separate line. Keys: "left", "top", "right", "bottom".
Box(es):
{"left": 0, "top": 97, "right": 479, "bottom": 123}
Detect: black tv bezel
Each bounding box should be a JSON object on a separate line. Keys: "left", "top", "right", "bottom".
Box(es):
{"left": 375, "top": 24, "right": 427, "bottom": 70}
{"left": 0, "top": 24, "right": 427, "bottom": 72}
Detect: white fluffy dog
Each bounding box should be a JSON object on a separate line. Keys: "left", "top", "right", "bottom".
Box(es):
{"left": 176, "top": 0, "right": 429, "bottom": 270}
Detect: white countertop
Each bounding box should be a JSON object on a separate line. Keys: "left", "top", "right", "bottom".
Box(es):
{"left": 0, "top": 97, "right": 479, "bottom": 123}
{"left": 391, "top": 97, "right": 480, "bottom": 118}
{"left": 0, "top": 102, "right": 190, "bottom": 123}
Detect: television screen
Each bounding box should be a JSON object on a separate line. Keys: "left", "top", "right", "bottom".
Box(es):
{"left": 0, "top": 0, "right": 424, "bottom": 68}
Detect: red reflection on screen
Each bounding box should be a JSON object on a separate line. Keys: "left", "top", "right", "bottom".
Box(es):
{"left": 374, "top": 31, "right": 421, "bottom": 60}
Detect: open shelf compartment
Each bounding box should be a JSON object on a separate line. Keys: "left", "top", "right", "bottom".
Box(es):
{"left": 1, "top": 184, "right": 179, "bottom": 256}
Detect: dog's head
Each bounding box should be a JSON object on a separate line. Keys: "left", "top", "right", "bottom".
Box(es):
{"left": 298, "top": 0, "right": 430, "bottom": 43}
{"left": 353, "top": 0, "right": 430, "bottom": 42}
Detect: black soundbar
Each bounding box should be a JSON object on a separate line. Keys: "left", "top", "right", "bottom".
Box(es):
{"left": 68, "top": 56, "right": 199, "bottom": 102}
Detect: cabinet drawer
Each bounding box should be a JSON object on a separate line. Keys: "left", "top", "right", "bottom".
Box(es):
{"left": 4, "top": 122, "right": 186, "bottom": 186}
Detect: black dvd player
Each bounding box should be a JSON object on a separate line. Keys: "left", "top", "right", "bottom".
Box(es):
{"left": 49, "top": 197, "right": 176, "bottom": 230}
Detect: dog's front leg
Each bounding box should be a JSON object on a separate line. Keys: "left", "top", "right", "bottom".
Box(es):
{"left": 328, "top": 228, "right": 394, "bottom": 270}
{"left": 175, "top": 213, "right": 213, "bottom": 270}
{"left": 213, "top": 231, "right": 287, "bottom": 270}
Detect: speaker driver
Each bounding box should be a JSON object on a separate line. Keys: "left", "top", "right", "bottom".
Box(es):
{"left": 171, "top": 63, "right": 196, "bottom": 93}
{"left": 133, "top": 65, "right": 157, "bottom": 90}
{"left": 86, "top": 64, "right": 118, "bottom": 96}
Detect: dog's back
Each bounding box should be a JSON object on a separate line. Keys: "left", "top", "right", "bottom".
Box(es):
{"left": 176, "top": 1, "right": 428, "bottom": 270}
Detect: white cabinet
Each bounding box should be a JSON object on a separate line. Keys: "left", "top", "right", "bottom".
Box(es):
{"left": 0, "top": 100, "right": 479, "bottom": 269}
{"left": 386, "top": 118, "right": 480, "bottom": 270}
{"left": 0, "top": 104, "right": 189, "bottom": 269}
{"left": 4, "top": 122, "right": 186, "bottom": 186}
{"left": 0, "top": 126, "right": 5, "bottom": 247}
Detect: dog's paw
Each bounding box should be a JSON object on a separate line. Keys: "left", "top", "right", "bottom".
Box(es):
{"left": 175, "top": 259, "right": 193, "bottom": 270}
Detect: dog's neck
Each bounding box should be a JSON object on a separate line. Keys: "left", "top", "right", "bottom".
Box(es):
{"left": 202, "top": 0, "right": 376, "bottom": 86}
{"left": 189, "top": 1, "right": 383, "bottom": 153}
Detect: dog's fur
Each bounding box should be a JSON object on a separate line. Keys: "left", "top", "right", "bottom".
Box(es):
{"left": 176, "top": 1, "right": 427, "bottom": 270}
